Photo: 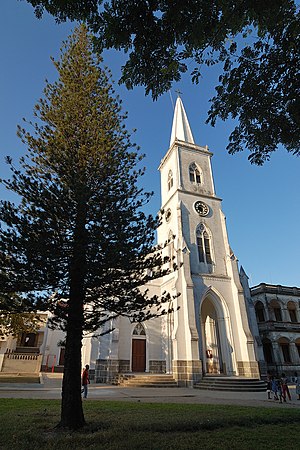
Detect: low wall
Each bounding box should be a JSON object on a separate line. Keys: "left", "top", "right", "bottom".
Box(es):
{"left": 1, "top": 353, "right": 42, "bottom": 374}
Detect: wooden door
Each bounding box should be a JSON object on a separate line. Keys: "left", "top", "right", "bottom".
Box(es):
{"left": 132, "top": 339, "right": 146, "bottom": 372}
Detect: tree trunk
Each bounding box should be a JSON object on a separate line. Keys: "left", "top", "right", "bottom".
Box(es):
{"left": 59, "top": 311, "right": 85, "bottom": 429}
{"left": 58, "top": 196, "right": 87, "bottom": 429}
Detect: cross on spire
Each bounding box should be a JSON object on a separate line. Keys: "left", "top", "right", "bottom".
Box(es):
{"left": 175, "top": 89, "right": 183, "bottom": 98}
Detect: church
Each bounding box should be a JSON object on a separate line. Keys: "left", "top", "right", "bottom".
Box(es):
{"left": 89, "top": 96, "right": 263, "bottom": 385}
{"left": 2, "top": 97, "right": 300, "bottom": 384}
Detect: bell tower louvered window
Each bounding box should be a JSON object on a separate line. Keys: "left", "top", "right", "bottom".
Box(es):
{"left": 189, "top": 163, "right": 201, "bottom": 184}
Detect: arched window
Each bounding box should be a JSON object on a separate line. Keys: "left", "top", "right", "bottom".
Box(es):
{"left": 270, "top": 300, "right": 282, "bottom": 322}
{"left": 262, "top": 338, "right": 274, "bottom": 363}
{"left": 196, "top": 224, "right": 213, "bottom": 265}
{"left": 255, "top": 301, "right": 265, "bottom": 322}
{"left": 287, "top": 301, "right": 298, "bottom": 322}
{"left": 189, "top": 163, "right": 201, "bottom": 184}
{"left": 278, "top": 337, "right": 291, "bottom": 363}
{"left": 167, "top": 170, "right": 173, "bottom": 191}
{"left": 132, "top": 323, "right": 146, "bottom": 336}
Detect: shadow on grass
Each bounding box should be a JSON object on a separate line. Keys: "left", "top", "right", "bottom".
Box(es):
{"left": 1, "top": 400, "right": 300, "bottom": 449}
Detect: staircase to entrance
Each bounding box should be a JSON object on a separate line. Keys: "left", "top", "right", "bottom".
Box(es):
{"left": 115, "top": 373, "right": 178, "bottom": 388}
{"left": 195, "top": 376, "right": 266, "bottom": 392}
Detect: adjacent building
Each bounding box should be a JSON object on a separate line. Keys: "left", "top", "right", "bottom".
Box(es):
{"left": 250, "top": 283, "right": 300, "bottom": 376}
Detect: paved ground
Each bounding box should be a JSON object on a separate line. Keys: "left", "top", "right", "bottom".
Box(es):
{"left": 0, "top": 373, "right": 299, "bottom": 409}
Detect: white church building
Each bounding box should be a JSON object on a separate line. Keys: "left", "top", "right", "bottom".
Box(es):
{"left": 5, "top": 97, "right": 291, "bottom": 385}
{"left": 89, "top": 96, "right": 263, "bottom": 385}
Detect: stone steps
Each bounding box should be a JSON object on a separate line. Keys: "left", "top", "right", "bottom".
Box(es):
{"left": 116, "top": 373, "right": 178, "bottom": 388}
{"left": 195, "top": 376, "right": 267, "bottom": 392}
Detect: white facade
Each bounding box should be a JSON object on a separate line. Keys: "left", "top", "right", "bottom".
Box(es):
{"left": 94, "top": 97, "right": 260, "bottom": 385}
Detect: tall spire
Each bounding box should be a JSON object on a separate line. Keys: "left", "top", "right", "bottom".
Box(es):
{"left": 170, "top": 95, "right": 194, "bottom": 146}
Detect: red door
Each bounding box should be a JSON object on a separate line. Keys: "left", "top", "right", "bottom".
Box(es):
{"left": 132, "top": 339, "right": 146, "bottom": 372}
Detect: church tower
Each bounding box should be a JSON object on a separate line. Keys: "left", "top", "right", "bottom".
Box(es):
{"left": 158, "top": 96, "right": 260, "bottom": 385}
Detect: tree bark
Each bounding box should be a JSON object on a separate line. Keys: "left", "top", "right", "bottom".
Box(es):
{"left": 58, "top": 196, "right": 87, "bottom": 429}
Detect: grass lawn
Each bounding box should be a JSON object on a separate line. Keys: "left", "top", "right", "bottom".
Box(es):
{"left": 0, "top": 399, "right": 299, "bottom": 449}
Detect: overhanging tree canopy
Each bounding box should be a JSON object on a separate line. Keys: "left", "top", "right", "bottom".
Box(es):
{"left": 0, "top": 25, "right": 176, "bottom": 429}
{"left": 25, "top": 0, "right": 300, "bottom": 164}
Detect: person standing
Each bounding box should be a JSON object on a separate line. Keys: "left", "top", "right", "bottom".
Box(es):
{"left": 271, "top": 376, "right": 278, "bottom": 401}
{"left": 81, "top": 364, "right": 90, "bottom": 399}
{"left": 281, "top": 373, "right": 291, "bottom": 402}
{"left": 271, "top": 376, "right": 283, "bottom": 402}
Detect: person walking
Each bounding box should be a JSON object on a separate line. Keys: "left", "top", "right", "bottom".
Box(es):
{"left": 81, "top": 364, "right": 90, "bottom": 399}
{"left": 281, "top": 373, "right": 291, "bottom": 402}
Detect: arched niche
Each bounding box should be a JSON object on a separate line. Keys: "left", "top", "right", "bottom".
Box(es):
{"left": 200, "top": 290, "right": 234, "bottom": 376}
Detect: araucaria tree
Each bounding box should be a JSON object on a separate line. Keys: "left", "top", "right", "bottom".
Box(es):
{"left": 0, "top": 26, "right": 175, "bottom": 430}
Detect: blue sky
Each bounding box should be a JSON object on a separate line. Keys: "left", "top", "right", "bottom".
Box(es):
{"left": 1, "top": 0, "right": 299, "bottom": 288}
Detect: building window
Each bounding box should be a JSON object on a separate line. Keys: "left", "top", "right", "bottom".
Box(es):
{"left": 271, "top": 301, "right": 282, "bottom": 321}
{"left": 196, "top": 225, "right": 213, "bottom": 265}
{"left": 288, "top": 302, "right": 298, "bottom": 322}
{"left": 167, "top": 170, "right": 173, "bottom": 191}
{"left": 274, "top": 307, "right": 282, "bottom": 321}
{"left": 280, "top": 343, "right": 291, "bottom": 363}
{"left": 189, "top": 163, "right": 201, "bottom": 184}
{"left": 255, "top": 301, "right": 265, "bottom": 322}
{"left": 262, "top": 340, "right": 274, "bottom": 363}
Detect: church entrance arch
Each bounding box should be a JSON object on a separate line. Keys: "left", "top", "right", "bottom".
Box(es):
{"left": 131, "top": 323, "right": 146, "bottom": 372}
{"left": 201, "top": 292, "right": 234, "bottom": 376}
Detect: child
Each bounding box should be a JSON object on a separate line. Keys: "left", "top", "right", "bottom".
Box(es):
{"left": 277, "top": 378, "right": 283, "bottom": 403}
{"left": 271, "top": 376, "right": 278, "bottom": 401}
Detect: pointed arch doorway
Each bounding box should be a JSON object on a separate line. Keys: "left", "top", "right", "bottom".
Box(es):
{"left": 132, "top": 323, "right": 146, "bottom": 372}
{"left": 201, "top": 295, "right": 227, "bottom": 375}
